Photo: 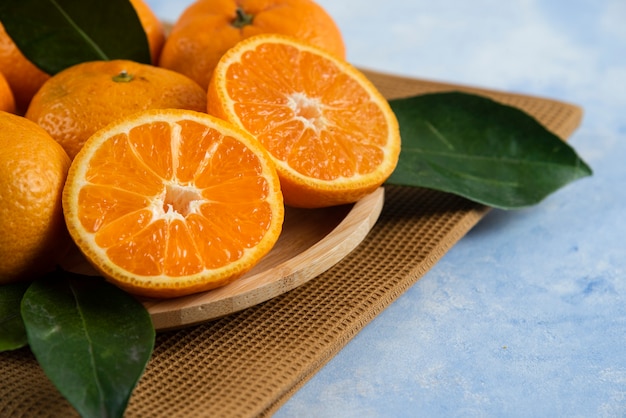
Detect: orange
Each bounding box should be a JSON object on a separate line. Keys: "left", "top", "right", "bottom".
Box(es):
{"left": 0, "top": 111, "right": 71, "bottom": 284}
{"left": 207, "top": 34, "right": 401, "bottom": 208}
{"left": 158, "top": 0, "right": 346, "bottom": 90}
{"left": 130, "top": 0, "right": 166, "bottom": 63}
{"left": 25, "top": 59, "right": 207, "bottom": 160}
{"left": 0, "top": 0, "right": 164, "bottom": 114}
{"left": 0, "top": 72, "right": 15, "bottom": 113}
{"left": 62, "top": 109, "right": 284, "bottom": 299}
{"left": 0, "top": 22, "right": 50, "bottom": 114}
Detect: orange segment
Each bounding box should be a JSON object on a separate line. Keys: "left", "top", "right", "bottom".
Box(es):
{"left": 63, "top": 109, "right": 284, "bottom": 298}
{"left": 207, "top": 34, "right": 400, "bottom": 208}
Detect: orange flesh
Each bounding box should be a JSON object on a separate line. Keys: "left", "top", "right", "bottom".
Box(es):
{"left": 77, "top": 119, "right": 272, "bottom": 277}
{"left": 225, "top": 43, "right": 390, "bottom": 181}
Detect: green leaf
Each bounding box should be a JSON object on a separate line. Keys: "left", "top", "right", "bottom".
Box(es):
{"left": 0, "top": 281, "right": 30, "bottom": 351}
{"left": 21, "top": 270, "right": 155, "bottom": 418}
{"left": 0, "top": 0, "right": 151, "bottom": 75}
{"left": 386, "top": 92, "right": 592, "bottom": 209}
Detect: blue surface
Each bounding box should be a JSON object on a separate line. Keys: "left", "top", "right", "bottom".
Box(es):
{"left": 148, "top": 1, "right": 625, "bottom": 416}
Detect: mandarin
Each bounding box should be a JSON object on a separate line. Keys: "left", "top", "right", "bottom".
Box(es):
{"left": 0, "top": 111, "right": 71, "bottom": 284}
{"left": 63, "top": 109, "right": 284, "bottom": 298}
{"left": 25, "top": 59, "right": 207, "bottom": 160}
{"left": 207, "top": 34, "right": 400, "bottom": 208}
{"left": 0, "top": 71, "right": 15, "bottom": 113}
{"left": 130, "top": 0, "right": 166, "bottom": 63}
{"left": 158, "top": 0, "right": 346, "bottom": 90}
{"left": 0, "top": 0, "right": 164, "bottom": 114}
{"left": 0, "top": 22, "right": 50, "bottom": 114}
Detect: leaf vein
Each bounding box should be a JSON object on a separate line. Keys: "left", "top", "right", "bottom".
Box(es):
{"left": 69, "top": 282, "right": 107, "bottom": 407}
{"left": 408, "top": 148, "right": 582, "bottom": 168}
{"left": 425, "top": 121, "right": 455, "bottom": 150}
{"left": 49, "top": 0, "right": 109, "bottom": 60}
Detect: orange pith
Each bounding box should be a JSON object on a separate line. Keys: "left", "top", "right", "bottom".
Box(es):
{"left": 207, "top": 34, "right": 401, "bottom": 208}
{"left": 63, "top": 109, "right": 284, "bottom": 298}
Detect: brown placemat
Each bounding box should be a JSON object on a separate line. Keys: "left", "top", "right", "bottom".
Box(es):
{"left": 0, "top": 71, "right": 582, "bottom": 418}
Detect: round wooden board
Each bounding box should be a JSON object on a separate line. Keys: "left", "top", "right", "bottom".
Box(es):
{"left": 62, "top": 188, "right": 385, "bottom": 331}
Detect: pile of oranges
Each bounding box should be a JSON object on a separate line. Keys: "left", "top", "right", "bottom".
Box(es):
{"left": 0, "top": 0, "right": 400, "bottom": 298}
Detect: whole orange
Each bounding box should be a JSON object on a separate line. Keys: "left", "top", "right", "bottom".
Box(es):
{"left": 0, "top": 22, "right": 50, "bottom": 114}
{"left": 0, "top": 111, "right": 71, "bottom": 284}
{"left": 158, "top": 0, "right": 346, "bottom": 90}
{"left": 0, "top": 71, "right": 15, "bottom": 113}
{"left": 24, "top": 59, "right": 208, "bottom": 160}
{"left": 130, "top": 0, "right": 166, "bottom": 63}
{"left": 0, "top": 0, "right": 164, "bottom": 114}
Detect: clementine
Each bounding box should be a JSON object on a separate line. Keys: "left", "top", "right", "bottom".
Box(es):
{"left": 130, "top": 0, "right": 166, "bottom": 63}
{"left": 0, "top": 0, "right": 164, "bottom": 114}
{"left": 207, "top": 34, "right": 400, "bottom": 208}
{"left": 0, "top": 111, "right": 71, "bottom": 284}
{"left": 0, "top": 22, "right": 50, "bottom": 114}
{"left": 158, "top": 0, "right": 346, "bottom": 90}
{"left": 25, "top": 59, "right": 207, "bottom": 160}
{"left": 0, "top": 71, "right": 15, "bottom": 113}
{"left": 62, "top": 109, "right": 284, "bottom": 298}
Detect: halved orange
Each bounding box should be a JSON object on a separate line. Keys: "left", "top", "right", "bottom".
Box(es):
{"left": 207, "top": 34, "right": 401, "bottom": 208}
{"left": 62, "top": 109, "right": 284, "bottom": 298}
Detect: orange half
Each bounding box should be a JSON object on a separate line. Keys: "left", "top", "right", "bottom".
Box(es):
{"left": 207, "top": 34, "right": 401, "bottom": 208}
{"left": 63, "top": 109, "right": 284, "bottom": 298}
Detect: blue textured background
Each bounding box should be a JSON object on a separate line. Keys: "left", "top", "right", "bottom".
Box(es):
{"left": 148, "top": 1, "right": 625, "bottom": 416}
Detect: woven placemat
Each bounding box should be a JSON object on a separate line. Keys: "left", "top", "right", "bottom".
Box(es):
{"left": 0, "top": 71, "right": 582, "bottom": 418}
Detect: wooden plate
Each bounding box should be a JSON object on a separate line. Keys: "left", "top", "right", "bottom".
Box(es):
{"left": 62, "top": 188, "right": 385, "bottom": 331}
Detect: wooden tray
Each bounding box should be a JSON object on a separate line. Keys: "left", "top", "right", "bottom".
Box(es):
{"left": 62, "top": 187, "right": 385, "bottom": 330}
